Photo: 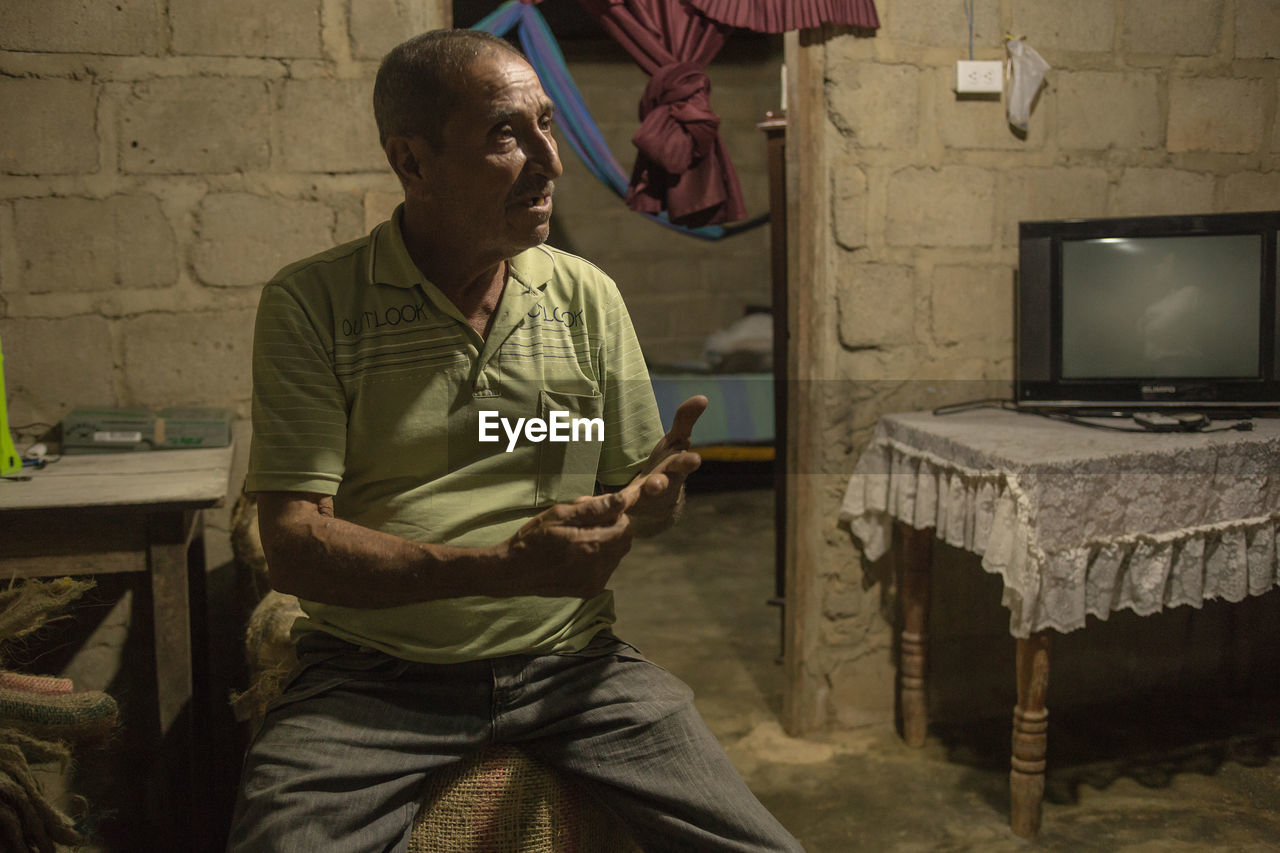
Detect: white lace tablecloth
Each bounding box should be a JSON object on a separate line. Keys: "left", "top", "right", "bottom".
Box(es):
{"left": 840, "top": 410, "right": 1280, "bottom": 638}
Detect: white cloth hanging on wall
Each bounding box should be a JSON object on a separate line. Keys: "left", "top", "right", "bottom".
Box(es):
{"left": 1006, "top": 38, "right": 1050, "bottom": 132}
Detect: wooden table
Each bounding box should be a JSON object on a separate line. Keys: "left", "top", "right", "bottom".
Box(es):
{"left": 842, "top": 410, "right": 1280, "bottom": 837}
{"left": 0, "top": 444, "right": 235, "bottom": 847}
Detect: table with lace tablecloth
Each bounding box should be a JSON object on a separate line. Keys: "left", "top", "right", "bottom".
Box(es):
{"left": 839, "top": 409, "right": 1280, "bottom": 837}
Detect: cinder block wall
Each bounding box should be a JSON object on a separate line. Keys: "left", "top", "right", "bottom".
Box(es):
{"left": 806, "top": 0, "right": 1279, "bottom": 728}
{"left": 0, "top": 1, "right": 455, "bottom": 430}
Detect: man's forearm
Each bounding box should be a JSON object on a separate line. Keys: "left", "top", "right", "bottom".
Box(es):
{"left": 256, "top": 491, "right": 634, "bottom": 608}
{"left": 261, "top": 507, "right": 511, "bottom": 608}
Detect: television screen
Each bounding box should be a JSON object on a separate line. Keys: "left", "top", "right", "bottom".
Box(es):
{"left": 1016, "top": 210, "right": 1280, "bottom": 414}
{"left": 1060, "top": 234, "right": 1262, "bottom": 380}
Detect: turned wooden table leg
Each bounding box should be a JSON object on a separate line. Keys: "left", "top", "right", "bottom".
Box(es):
{"left": 1010, "top": 631, "right": 1051, "bottom": 838}
{"left": 896, "top": 522, "right": 934, "bottom": 747}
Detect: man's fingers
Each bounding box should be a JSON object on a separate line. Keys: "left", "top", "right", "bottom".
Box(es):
{"left": 652, "top": 450, "right": 702, "bottom": 479}
{"left": 638, "top": 397, "right": 707, "bottom": 476}
{"left": 556, "top": 513, "right": 633, "bottom": 558}
{"left": 615, "top": 480, "right": 642, "bottom": 513}
{"left": 622, "top": 450, "right": 700, "bottom": 501}
{"left": 642, "top": 473, "right": 668, "bottom": 495}
{"left": 667, "top": 396, "right": 708, "bottom": 444}
{"left": 560, "top": 491, "right": 625, "bottom": 526}
{"left": 565, "top": 513, "right": 631, "bottom": 541}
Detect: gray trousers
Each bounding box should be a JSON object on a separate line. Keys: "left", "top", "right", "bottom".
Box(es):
{"left": 227, "top": 631, "right": 804, "bottom": 852}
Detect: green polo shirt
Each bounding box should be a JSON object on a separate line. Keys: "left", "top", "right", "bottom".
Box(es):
{"left": 246, "top": 206, "right": 663, "bottom": 662}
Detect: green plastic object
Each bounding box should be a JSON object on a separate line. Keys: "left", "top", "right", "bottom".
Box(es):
{"left": 0, "top": 334, "right": 22, "bottom": 476}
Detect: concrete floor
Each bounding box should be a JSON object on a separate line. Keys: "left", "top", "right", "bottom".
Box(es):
{"left": 611, "top": 487, "right": 1280, "bottom": 852}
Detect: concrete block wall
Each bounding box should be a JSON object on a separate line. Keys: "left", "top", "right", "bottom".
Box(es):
{"left": 0, "top": 0, "right": 447, "bottom": 431}
{"left": 810, "top": 0, "right": 1279, "bottom": 728}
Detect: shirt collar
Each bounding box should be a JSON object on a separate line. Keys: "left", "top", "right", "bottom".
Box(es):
{"left": 507, "top": 244, "right": 556, "bottom": 294}
{"left": 367, "top": 204, "right": 424, "bottom": 289}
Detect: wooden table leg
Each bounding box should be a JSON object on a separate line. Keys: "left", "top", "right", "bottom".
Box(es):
{"left": 897, "top": 522, "right": 933, "bottom": 747}
{"left": 1010, "top": 631, "right": 1051, "bottom": 838}
{"left": 147, "top": 509, "right": 203, "bottom": 846}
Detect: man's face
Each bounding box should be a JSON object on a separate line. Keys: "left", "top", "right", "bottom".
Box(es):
{"left": 418, "top": 50, "right": 563, "bottom": 262}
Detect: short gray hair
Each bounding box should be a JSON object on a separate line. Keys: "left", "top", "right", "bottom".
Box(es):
{"left": 373, "top": 29, "right": 527, "bottom": 149}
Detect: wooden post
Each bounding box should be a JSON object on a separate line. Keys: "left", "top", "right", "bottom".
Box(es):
{"left": 897, "top": 522, "right": 933, "bottom": 747}
{"left": 1010, "top": 631, "right": 1051, "bottom": 838}
{"left": 781, "top": 29, "right": 832, "bottom": 735}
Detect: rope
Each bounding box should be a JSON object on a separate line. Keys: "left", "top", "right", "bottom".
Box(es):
{"left": 0, "top": 578, "right": 123, "bottom": 849}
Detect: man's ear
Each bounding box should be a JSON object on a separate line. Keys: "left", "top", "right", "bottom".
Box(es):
{"left": 385, "top": 136, "right": 431, "bottom": 199}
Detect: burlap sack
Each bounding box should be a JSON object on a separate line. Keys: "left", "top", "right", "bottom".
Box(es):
{"left": 408, "top": 745, "right": 641, "bottom": 853}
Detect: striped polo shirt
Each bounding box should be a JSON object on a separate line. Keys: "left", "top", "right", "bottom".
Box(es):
{"left": 246, "top": 206, "right": 663, "bottom": 662}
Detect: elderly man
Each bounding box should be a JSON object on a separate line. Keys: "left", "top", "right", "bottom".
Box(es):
{"left": 227, "top": 28, "right": 802, "bottom": 852}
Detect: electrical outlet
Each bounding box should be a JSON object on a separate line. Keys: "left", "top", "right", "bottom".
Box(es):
{"left": 955, "top": 60, "right": 1003, "bottom": 94}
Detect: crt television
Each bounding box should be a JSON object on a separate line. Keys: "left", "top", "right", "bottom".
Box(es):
{"left": 1016, "top": 210, "right": 1280, "bottom": 415}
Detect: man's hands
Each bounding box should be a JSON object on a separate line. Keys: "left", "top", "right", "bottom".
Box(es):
{"left": 504, "top": 491, "right": 633, "bottom": 599}
{"left": 500, "top": 395, "right": 708, "bottom": 597}
{"left": 617, "top": 395, "right": 707, "bottom": 531}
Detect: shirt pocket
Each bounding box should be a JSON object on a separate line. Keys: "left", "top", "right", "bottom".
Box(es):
{"left": 535, "top": 388, "right": 604, "bottom": 505}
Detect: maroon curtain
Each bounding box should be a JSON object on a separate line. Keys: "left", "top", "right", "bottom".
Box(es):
{"left": 577, "top": 0, "right": 747, "bottom": 227}
{"left": 687, "top": 0, "right": 879, "bottom": 33}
